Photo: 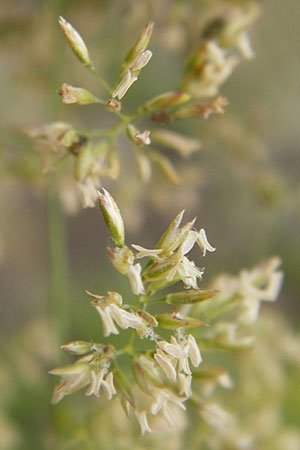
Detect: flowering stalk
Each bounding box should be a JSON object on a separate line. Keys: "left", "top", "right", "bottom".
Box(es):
{"left": 50, "top": 189, "right": 216, "bottom": 430}
{"left": 50, "top": 187, "right": 282, "bottom": 435}
{"left": 27, "top": 12, "right": 261, "bottom": 210}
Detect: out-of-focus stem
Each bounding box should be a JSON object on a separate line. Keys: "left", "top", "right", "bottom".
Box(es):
{"left": 47, "top": 188, "right": 70, "bottom": 346}
{"left": 46, "top": 0, "right": 70, "bottom": 348}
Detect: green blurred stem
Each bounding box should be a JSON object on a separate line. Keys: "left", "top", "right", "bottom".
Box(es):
{"left": 46, "top": 0, "right": 70, "bottom": 348}
{"left": 47, "top": 189, "right": 70, "bottom": 345}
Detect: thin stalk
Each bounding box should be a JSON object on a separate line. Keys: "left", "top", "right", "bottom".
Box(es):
{"left": 75, "top": 128, "right": 109, "bottom": 138}
{"left": 89, "top": 66, "right": 113, "bottom": 95}
{"left": 94, "top": 98, "right": 107, "bottom": 105}
{"left": 108, "top": 114, "right": 132, "bottom": 139}
{"left": 127, "top": 329, "right": 136, "bottom": 347}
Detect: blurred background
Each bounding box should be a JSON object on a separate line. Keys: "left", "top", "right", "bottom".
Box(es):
{"left": 0, "top": 0, "right": 299, "bottom": 449}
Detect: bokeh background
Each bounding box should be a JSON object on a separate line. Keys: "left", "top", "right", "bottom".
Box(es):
{"left": 0, "top": 0, "right": 299, "bottom": 449}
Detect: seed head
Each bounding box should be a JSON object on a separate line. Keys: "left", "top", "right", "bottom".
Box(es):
{"left": 58, "top": 16, "right": 93, "bottom": 68}
{"left": 97, "top": 188, "right": 125, "bottom": 248}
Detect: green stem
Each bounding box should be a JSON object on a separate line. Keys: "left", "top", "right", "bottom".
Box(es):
{"left": 94, "top": 98, "right": 107, "bottom": 106}
{"left": 47, "top": 189, "right": 70, "bottom": 346}
{"left": 130, "top": 295, "right": 139, "bottom": 311}
{"left": 108, "top": 115, "right": 131, "bottom": 138}
{"left": 143, "top": 296, "right": 166, "bottom": 304}
{"left": 128, "top": 329, "right": 136, "bottom": 347}
{"left": 89, "top": 66, "right": 113, "bottom": 95}
{"left": 75, "top": 128, "right": 109, "bottom": 138}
